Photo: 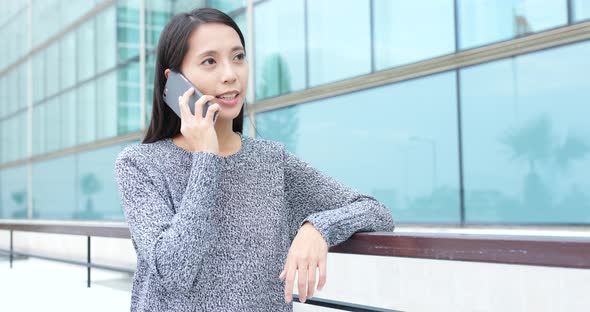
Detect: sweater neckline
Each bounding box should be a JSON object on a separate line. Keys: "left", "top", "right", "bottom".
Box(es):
{"left": 164, "top": 132, "right": 250, "bottom": 165}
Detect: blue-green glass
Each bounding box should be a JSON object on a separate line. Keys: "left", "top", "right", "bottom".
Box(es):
{"left": 60, "top": 31, "right": 77, "bottom": 91}
{"left": 46, "top": 41, "right": 60, "bottom": 98}
{"left": 0, "top": 75, "right": 5, "bottom": 118}
{"left": 460, "top": 40, "right": 590, "bottom": 224}
{"left": 256, "top": 71, "right": 460, "bottom": 223}
{"left": 76, "top": 144, "right": 125, "bottom": 220}
{"left": 307, "top": 0, "right": 372, "bottom": 87}
{"left": 117, "top": 2, "right": 140, "bottom": 62}
{"left": 118, "top": 61, "right": 141, "bottom": 134}
{"left": 3, "top": 6, "right": 29, "bottom": 70}
{"left": 32, "top": 0, "right": 60, "bottom": 47}
{"left": 32, "top": 104, "right": 46, "bottom": 156}
{"left": 458, "top": 0, "right": 567, "bottom": 50}
{"left": 208, "top": 0, "right": 246, "bottom": 13}
{"left": 145, "top": 53, "right": 156, "bottom": 126}
{"left": 96, "top": 71, "right": 118, "bottom": 139}
{"left": 60, "top": 90, "right": 77, "bottom": 149}
{"left": 45, "top": 98, "right": 61, "bottom": 153}
{"left": 374, "top": 0, "right": 455, "bottom": 70}
{"left": 254, "top": 0, "right": 305, "bottom": 100}
{"left": 574, "top": 0, "right": 590, "bottom": 21}
{"left": 0, "top": 165, "right": 28, "bottom": 219}
{"left": 96, "top": 5, "right": 117, "bottom": 74}
{"left": 1, "top": 112, "right": 27, "bottom": 162}
{"left": 32, "top": 51, "right": 45, "bottom": 104}
{"left": 77, "top": 18, "right": 96, "bottom": 82}
{"left": 243, "top": 112, "right": 251, "bottom": 137}
{"left": 32, "top": 154, "right": 77, "bottom": 219}
{"left": 77, "top": 80, "right": 97, "bottom": 145}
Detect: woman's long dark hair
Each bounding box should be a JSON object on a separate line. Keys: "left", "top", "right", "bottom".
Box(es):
{"left": 142, "top": 8, "right": 245, "bottom": 144}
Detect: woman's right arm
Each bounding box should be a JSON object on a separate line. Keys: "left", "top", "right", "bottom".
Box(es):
{"left": 114, "top": 148, "right": 221, "bottom": 294}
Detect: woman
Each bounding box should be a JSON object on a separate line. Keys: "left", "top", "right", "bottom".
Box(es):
{"left": 114, "top": 7, "right": 395, "bottom": 312}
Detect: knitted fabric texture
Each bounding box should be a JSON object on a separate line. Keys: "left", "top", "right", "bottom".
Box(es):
{"left": 114, "top": 134, "right": 395, "bottom": 311}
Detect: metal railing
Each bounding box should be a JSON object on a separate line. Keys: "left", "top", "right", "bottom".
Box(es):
{"left": 2, "top": 220, "right": 590, "bottom": 311}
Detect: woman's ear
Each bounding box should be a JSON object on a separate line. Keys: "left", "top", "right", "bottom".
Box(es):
{"left": 164, "top": 68, "right": 170, "bottom": 79}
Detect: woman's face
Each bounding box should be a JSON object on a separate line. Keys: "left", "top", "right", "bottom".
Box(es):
{"left": 167, "top": 22, "right": 248, "bottom": 121}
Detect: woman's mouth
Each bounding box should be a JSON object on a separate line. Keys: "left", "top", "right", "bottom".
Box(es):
{"left": 215, "top": 92, "right": 240, "bottom": 106}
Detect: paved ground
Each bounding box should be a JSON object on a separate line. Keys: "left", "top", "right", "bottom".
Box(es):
{"left": 0, "top": 256, "right": 133, "bottom": 312}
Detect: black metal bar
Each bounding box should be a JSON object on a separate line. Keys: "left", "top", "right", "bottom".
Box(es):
{"left": 455, "top": 68, "right": 465, "bottom": 226}
{"left": 293, "top": 294, "right": 402, "bottom": 312}
{"left": 0, "top": 248, "right": 135, "bottom": 273}
{"left": 9, "top": 229, "right": 13, "bottom": 268}
{"left": 87, "top": 236, "right": 91, "bottom": 288}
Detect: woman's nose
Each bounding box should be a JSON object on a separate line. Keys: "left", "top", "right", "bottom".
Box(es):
{"left": 221, "top": 63, "right": 238, "bottom": 84}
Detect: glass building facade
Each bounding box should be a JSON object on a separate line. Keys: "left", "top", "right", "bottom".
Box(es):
{"left": 1, "top": 0, "right": 589, "bottom": 225}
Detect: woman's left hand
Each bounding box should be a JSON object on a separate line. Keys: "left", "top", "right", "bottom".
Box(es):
{"left": 279, "top": 221, "right": 328, "bottom": 304}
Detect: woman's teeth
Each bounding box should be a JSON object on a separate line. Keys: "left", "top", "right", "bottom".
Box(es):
{"left": 217, "top": 94, "right": 237, "bottom": 100}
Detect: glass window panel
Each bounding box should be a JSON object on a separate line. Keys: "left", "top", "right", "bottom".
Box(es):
{"left": 307, "top": 0, "right": 372, "bottom": 86}
{"left": 460, "top": 40, "right": 590, "bottom": 223}
{"left": 45, "top": 99, "right": 61, "bottom": 152}
{"left": 60, "top": 90, "right": 77, "bottom": 149}
{"left": 60, "top": 31, "right": 77, "bottom": 90}
{"left": 208, "top": 0, "right": 246, "bottom": 13}
{"left": 32, "top": 104, "right": 46, "bottom": 156}
{"left": 458, "top": 0, "right": 568, "bottom": 50}
{"left": 0, "top": 165, "right": 28, "bottom": 219}
{"left": 254, "top": 0, "right": 305, "bottom": 100}
{"left": 77, "top": 81, "right": 97, "bottom": 144}
{"left": 32, "top": 154, "right": 76, "bottom": 219}
{"left": 18, "top": 63, "right": 28, "bottom": 111}
{"left": 117, "top": 2, "right": 140, "bottom": 62}
{"left": 145, "top": 53, "right": 156, "bottom": 126}
{"left": 45, "top": 42, "right": 60, "bottom": 97}
{"left": 145, "top": 0, "right": 171, "bottom": 51}
{"left": 0, "top": 76, "right": 6, "bottom": 118}
{"left": 75, "top": 144, "right": 125, "bottom": 220}
{"left": 118, "top": 62, "right": 140, "bottom": 134}
{"left": 96, "top": 71, "right": 118, "bottom": 139}
{"left": 96, "top": 5, "right": 117, "bottom": 73}
{"left": 77, "top": 19, "right": 96, "bottom": 82}
{"left": 60, "top": 0, "right": 96, "bottom": 29}
{"left": 256, "top": 71, "right": 460, "bottom": 223}
{"left": 32, "top": 0, "right": 61, "bottom": 47}
{"left": 374, "top": 0, "right": 455, "bottom": 70}
{"left": 574, "top": 0, "right": 590, "bottom": 21}
{"left": 32, "top": 51, "right": 45, "bottom": 103}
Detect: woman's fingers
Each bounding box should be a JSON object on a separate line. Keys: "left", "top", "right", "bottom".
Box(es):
{"left": 317, "top": 259, "right": 326, "bottom": 291}
{"left": 194, "top": 94, "right": 217, "bottom": 120}
{"left": 284, "top": 263, "right": 296, "bottom": 303}
{"left": 178, "top": 87, "right": 194, "bottom": 119}
{"left": 205, "top": 103, "right": 221, "bottom": 123}
{"left": 297, "top": 263, "right": 308, "bottom": 303}
{"left": 307, "top": 263, "right": 317, "bottom": 299}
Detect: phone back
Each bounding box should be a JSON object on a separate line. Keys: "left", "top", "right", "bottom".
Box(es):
{"left": 162, "top": 71, "right": 201, "bottom": 117}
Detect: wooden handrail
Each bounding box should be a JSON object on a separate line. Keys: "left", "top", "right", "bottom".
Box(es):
{"left": 1, "top": 220, "right": 589, "bottom": 269}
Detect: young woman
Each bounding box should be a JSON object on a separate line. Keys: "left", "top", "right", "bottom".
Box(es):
{"left": 114, "top": 7, "right": 395, "bottom": 312}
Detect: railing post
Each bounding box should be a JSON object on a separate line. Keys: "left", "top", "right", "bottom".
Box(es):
{"left": 87, "top": 236, "right": 91, "bottom": 288}
{"left": 9, "top": 230, "right": 13, "bottom": 269}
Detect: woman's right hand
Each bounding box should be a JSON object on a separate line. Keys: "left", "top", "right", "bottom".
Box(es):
{"left": 178, "top": 87, "right": 222, "bottom": 154}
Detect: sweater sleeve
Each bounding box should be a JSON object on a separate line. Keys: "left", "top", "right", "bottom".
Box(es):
{"left": 282, "top": 147, "right": 395, "bottom": 248}
{"left": 114, "top": 149, "right": 221, "bottom": 294}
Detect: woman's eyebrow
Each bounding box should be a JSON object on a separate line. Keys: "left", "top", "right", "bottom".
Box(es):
{"left": 197, "top": 46, "right": 244, "bottom": 58}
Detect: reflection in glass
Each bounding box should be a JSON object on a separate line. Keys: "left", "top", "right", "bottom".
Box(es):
{"left": 307, "top": 0, "right": 372, "bottom": 86}
{"left": 458, "top": 0, "right": 567, "bottom": 50}
{"left": 0, "top": 166, "right": 28, "bottom": 219}
{"left": 118, "top": 61, "right": 141, "bottom": 134}
{"left": 256, "top": 72, "right": 460, "bottom": 223}
{"left": 574, "top": 0, "right": 590, "bottom": 21}
{"left": 374, "top": 0, "right": 455, "bottom": 70}
{"left": 32, "top": 155, "right": 77, "bottom": 219}
{"left": 76, "top": 144, "right": 125, "bottom": 220}
{"left": 254, "top": 0, "right": 305, "bottom": 100}
{"left": 208, "top": 0, "right": 246, "bottom": 13}
{"left": 460, "top": 40, "right": 590, "bottom": 223}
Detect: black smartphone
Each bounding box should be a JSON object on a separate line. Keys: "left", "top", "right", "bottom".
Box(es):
{"left": 162, "top": 70, "right": 218, "bottom": 122}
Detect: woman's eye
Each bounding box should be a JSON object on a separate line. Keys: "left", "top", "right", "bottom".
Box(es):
{"left": 235, "top": 53, "right": 245, "bottom": 60}
{"left": 202, "top": 58, "right": 215, "bottom": 65}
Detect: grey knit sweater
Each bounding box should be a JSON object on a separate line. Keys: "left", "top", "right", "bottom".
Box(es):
{"left": 114, "top": 132, "right": 395, "bottom": 312}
